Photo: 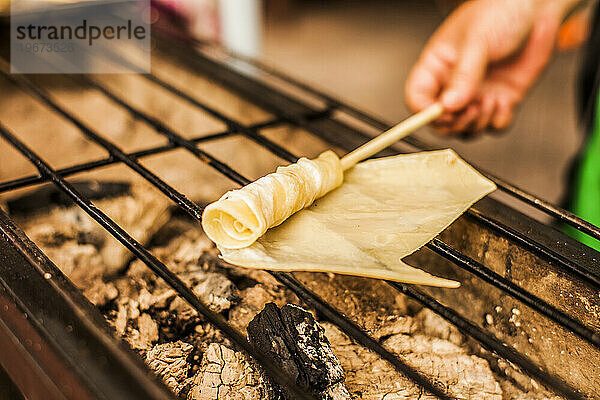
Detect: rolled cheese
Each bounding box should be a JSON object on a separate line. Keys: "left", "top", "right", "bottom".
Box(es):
{"left": 202, "top": 150, "right": 343, "bottom": 249}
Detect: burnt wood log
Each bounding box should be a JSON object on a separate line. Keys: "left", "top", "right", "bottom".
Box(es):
{"left": 247, "top": 303, "right": 350, "bottom": 400}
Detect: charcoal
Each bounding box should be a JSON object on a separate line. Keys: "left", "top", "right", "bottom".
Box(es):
{"left": 149, "top": 289, "right": 177, "bottom": 310}
{"left": 370, "top": 315, "right": 417, "bottom": 341}
{"left": 414, "top": 308, "right": 465, "bottom": 346}
{"left": 114, "top": 300, "right": 129, "bottom": 336}
{"left": 168, "top": 296, "right": 196, "bottom": 317}
{"left": 247, "top": 303, "right": 350, "bottom": 400}
{"left": 137, "top": 287, "right": 155, "bottom": 311}
{"left": 83, "top": 280, "right": 118, "bottom": 307}
{"left": 111, "top": 297, "right": 159, "bottom": 351}
{"left": 168, "top": 297, "right": 201, "bottom": 326}
{"left": 292, "top": 272, "right": 412, "bottom": 333}
{"left": 6, "top": 181, "right": 131, "bottom": 216}
{"left": 187, "top": 343, "right": 278, "bottom": 400}
{"left": 15, "top": 206, "right": 557, "bottom": 399}
{"left": 228, "top": 285, "right": 277, "bottom": 331}
{"left": 146, "top": 341, "right": 195, "bottom": 395}
{"left": 15, "top": 182, "right": 170, "bottom": 285}
{"left": 323, "top": 322, "right": 503, "bottom": 400}
{"left": 36, "top": 241, "right": 104, "bottom": 284}
{"left": 131, "top": 313, "right": 159, "bottom": 350}
{"left": 192, "top": 272, "right": 239, "bottom": 313}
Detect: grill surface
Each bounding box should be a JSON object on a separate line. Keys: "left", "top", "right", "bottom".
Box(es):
{"left": 0, "top": 31, "right": 599, "bottom": 400}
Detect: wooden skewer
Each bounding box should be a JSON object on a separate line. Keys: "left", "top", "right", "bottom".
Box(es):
{"left": 340, "top": 102, "right": 443, "bottom": 171}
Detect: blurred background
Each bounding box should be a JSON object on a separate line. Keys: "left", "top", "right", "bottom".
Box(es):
{"left": 261, "top": 0, "right": 585, "bottom": 211}
{"left": 0, "top": 0, "right": 589, "bottom": 211}
{"left": 155, "top": 0, "right": 588, "bottom": 211}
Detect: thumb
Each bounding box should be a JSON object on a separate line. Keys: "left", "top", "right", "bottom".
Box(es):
{"left": 441, "top": 35, "right": 488, "bottom": 112}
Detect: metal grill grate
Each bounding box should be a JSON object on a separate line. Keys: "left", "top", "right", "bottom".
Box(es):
{"left": 0, "top": 35, "right": 599, "bottom": 400}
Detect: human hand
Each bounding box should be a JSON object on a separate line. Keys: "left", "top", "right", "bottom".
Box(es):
{"left": 405, "top": 0, "right": 582, "bottom": 136}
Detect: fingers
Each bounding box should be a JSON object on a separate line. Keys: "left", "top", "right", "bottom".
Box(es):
{"left": 405, "top": 64, "right": 441, "bottom": 113}
{"left": 474, "top": 94, "right": 496, "bottom": 132}
{"left": 491, "top": 96, "right": 514, "bottom": 130}
{"left": 440, "top": 34, "right": 488, "bottom": 112}
{"left": 405, "top": 48, "right": 452, "bottom": 113}
{"left": 435, "top": 94, "right": 515, "bottom": 136}
{"left": 432, "top": 103, "right": 481, "bottom": 137}
{"left": 406, "top": 31, "right": 490, "bottom": 135}
{"left": 404, "top": 0, "right": 546, "bottom": 136}
{"left": 452, "top": 103, "right": 481, "bottom": 132}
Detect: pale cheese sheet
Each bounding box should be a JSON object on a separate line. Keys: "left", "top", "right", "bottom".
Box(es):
{"left": 219, "top": 149, "right": 496, "bottom": 288}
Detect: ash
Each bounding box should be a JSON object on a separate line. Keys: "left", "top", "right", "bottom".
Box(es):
{"left": 14, "top": 187, "right": 563, "bottom": 400}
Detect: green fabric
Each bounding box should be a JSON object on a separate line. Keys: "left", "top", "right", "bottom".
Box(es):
{"left": 565, "top": 95, "right": 600, "bottom": 251}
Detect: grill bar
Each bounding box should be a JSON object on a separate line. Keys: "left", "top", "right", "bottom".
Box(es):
{"left": 269, "top": 271, "right": 454, "bottom": 400}
{"left": 388, "top": 281, "right": 585, "bottom": 400}
{"left": 427, "top": 238, "right": 600, "bottom": 348}
{"left": 480, "top": 173, "right": 600, "bottom": 242}
{"left": 1, "top": 73, "right": 207, "bottom": 222}
{"left": 224, "top": 50, "right": 600, "bottom": 243}
{"left": 142, "top": 74, "right": 304, "bottom": 163}
{"left": 0, "top": 207, "right": 174, "bottom": 400}
{"left": 130, "top": 64, "right": 600, "bottom": 351}
{"left": 465, "top": 206, "right": 600, "bottom": 288}
{"left": 81, "top": 75, "right": 303, "bottom": 176}
{"left": 0, "top": 39, "right": 595, "bottom": 399}
{"left": 74, "top": 73, "right": 458, "bottom": 399}
{"left": 0, "top": 73, "right": 456, "bottom": 399}
{"left": 0, "top": 122, "right": 316, "bottom": 400}
{"left": 0, "top": 130, "right": 235, "bottom": 193}
{"left": 0, "top": 111, "right": 330, "bottom": 194}
{"left": 174, "top": 46, "right": 600, "bottom": 289}
{"left": 118, "top": 52, "right": 600, "bottom": 397}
